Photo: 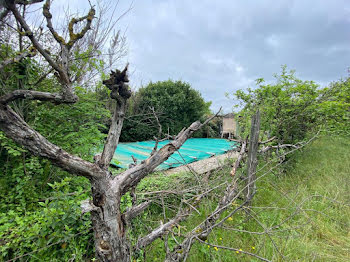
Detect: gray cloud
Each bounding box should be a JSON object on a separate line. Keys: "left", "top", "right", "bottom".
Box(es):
{"left": 55, "top": 0, "right": 350, "bottom": 111}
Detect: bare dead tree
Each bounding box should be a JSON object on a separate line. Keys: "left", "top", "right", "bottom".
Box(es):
{"left": 0, "top": 1, "right": 219, "bottom": 261}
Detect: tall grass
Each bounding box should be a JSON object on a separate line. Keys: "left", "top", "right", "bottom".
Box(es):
{"left": 142, "top": 136, "right": 350, "bottom": 261}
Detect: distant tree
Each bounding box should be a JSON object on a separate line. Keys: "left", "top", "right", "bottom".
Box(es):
{"left": 121, "top": 80, "right": 212, "bottom": 141}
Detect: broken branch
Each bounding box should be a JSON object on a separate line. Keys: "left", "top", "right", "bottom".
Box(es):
{"left": 98, "top": 65, "right": 131, "bottom": 169}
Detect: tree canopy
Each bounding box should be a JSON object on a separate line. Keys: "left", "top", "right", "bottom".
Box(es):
{"left": 121, "top": 80, "right": 212, "bottom": 141}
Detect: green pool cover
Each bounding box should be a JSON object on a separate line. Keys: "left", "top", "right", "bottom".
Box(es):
{"left": 110, "top": 138, "right": 237, "bottom": 170}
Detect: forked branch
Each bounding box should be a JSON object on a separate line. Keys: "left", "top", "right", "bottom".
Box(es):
{"left": 42, "top": 0, "right": 96, "bottom": 50}
{"left": 97, "top": 64, "right": 131, "bottom": 169}
{"left": 67, "top": 7, "right": 95, "bottom": 49}
{"left": 5, "top": 0, "right": 70, "bottom": 85}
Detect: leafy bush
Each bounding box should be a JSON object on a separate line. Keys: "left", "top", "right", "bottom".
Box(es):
{"left": 0, "top": 177, "right": 93, "bottom": 261}
{"left": 234, "top": 66, "right": 350, "bottom": 144}
{"left": 235, "top": 66, "right": 319, "bottom": 144}
{"left": 317, "top": 77, "right": 350, "bottom": 135}
{"left": 121, "top": 80, "right": 212, "bottom": 141}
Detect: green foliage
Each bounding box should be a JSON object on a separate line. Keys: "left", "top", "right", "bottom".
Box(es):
{"left": 0, "top": 177, "right": 93, "bottom": 261}
{"left": 121, "top": 80, "right": 212, "bottom": 141}
{"left": 29, "top": 87, "right": 110, "bottom": 158}
{"left": 0, "top": 43, "right": 109, "bottom": 261}
{"left": 317, "top": 77, "right": 350, "bottom": 135}
{"left": 137, "top": 171, "right": 193, "bottom": 191}
{"left": 235, "top": 66, "right": 319, "bottom": 144}
{"left": 235, "top": 66, "right": 350, "bottom": 144}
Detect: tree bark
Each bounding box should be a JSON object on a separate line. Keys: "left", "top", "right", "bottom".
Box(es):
{"left": 90, "top": 179, "right": 130, "bottom": 262}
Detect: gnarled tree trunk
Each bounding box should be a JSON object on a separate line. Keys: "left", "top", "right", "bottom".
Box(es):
{"left": 90, "top": 179, "right": 130, "bottom": 262}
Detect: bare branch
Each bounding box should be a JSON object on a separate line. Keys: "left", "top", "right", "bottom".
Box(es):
{"left": 43, "top": 0, "right": 95, "bottom": 50}
{"left": 193, "top": 181, "right": 242, "bottom": 241}
{"left": 6, "top": 1, "right": 71, "bottom": 86}
{"left": 0, "top": 90, "right": 74, "bottom": 104}
{"left": 42, "top": 0, "right": 66, "bottom": 45}
{"left": 0, "top": 105, "right": 105, "bottom": 179}
{"left": 259, "top": 136, "right": 276, "bottom": 144}
{"left": 67, "top": 6, "right": 95, "bottom": 49}
{"left": 150, "top": 106, "right": 162, "bottom": 156}
{"left": 0, "top": 49, "right": 36, "bottom": 70}
{"left": 230, "top": 137, "right": 247, "bottom": 177}
{"left": 137, "top": 216, "right": 182, "bottom": 250}
{"left": 259, "top": 143, "right": 299, "bottom": 154}
{"left": 122, "top": 201, "right": 151, "bottom": 222}
{"left": 131, "top": 155, "right": 138, "bottom": 165}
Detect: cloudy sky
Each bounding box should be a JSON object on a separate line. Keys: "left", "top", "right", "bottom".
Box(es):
{"left": 53, "top": 0, "right": 350, "bottom": 112}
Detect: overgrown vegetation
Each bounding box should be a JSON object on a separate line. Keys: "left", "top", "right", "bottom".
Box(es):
{"left": 2, "top": 134, "right": 349, "bottom": 261}
{"left": 235, "top": 66, "right": 350, "bottom": 144}
{"left": 137, "top": 136, "right": 350, "bottom": 261}
{"left": 1, "top": 55, "right": 349, "bottom": 260}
